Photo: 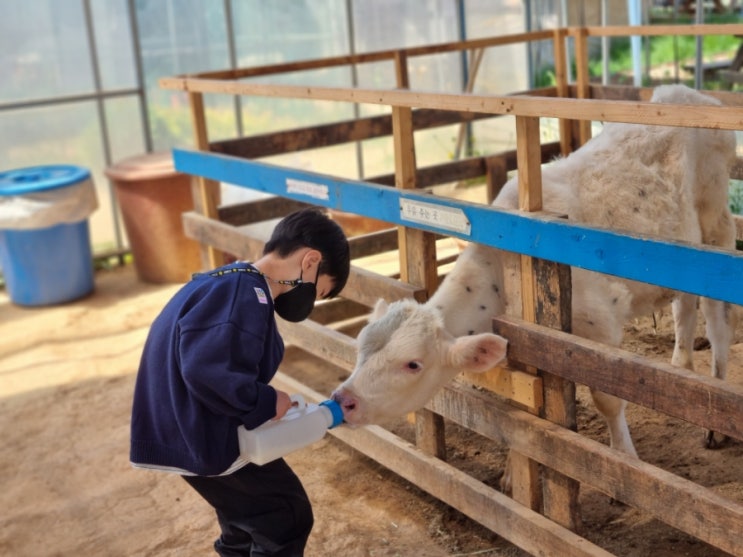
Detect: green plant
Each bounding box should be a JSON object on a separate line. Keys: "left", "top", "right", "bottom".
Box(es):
{"left": 729, "top": 180, "right": 743, "bottom": 215}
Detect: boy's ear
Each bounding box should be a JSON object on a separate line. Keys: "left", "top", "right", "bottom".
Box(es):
{"left": 302, "top": 249, "right": 322, "bottom": 271}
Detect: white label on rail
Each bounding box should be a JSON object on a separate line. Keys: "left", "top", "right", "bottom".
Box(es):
{"left": 399, "top": 198, "right": 471, "bottom": 236}
{"left": 286, "top": 178, "right": 329, "bottom": 200}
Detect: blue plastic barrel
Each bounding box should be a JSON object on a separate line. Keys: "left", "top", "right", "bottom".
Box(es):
{"left": 0, "top": 165, "right": 96, "bottom": 306}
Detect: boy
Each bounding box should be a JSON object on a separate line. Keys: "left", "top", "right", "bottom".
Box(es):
{"left": 130, "top": 207, "right": 351, "bottom": 556}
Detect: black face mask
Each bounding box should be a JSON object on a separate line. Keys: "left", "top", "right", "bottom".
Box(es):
{"left": 273, "top": 266, "right": 319, "bottom": 322}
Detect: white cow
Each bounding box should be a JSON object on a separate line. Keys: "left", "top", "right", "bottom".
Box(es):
{"left": 333, "top": 84, "right": 737, "bottom": 459}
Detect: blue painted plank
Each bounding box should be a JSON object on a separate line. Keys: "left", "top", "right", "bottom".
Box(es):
{"left": 174, "top": 148, "right": 743, "bottom": 305}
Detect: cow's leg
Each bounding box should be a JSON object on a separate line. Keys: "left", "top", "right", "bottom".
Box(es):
{"left": 671, "top": 293, "right": 698, "bottom": 371}
{"left": 590, "top": 390, "right": 638, "bottom": 458}
{"left": 699, "top": 297, "right": 735, "bottom": 448}
{"left": 701, "top": 297, "right": 734, "bottom": 381}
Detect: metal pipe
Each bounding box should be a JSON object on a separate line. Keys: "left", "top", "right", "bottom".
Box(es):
{"left": 81, "top": 0, "right": 125, "bottom": 253}
{"left": 127, "top": 0, "right": 153, "bottom": 153}
{"left": 224, "top": 0, "right": 244, "bottom": 138}
{"left": 345, "top": 0, "right": 364, "bottom": 180}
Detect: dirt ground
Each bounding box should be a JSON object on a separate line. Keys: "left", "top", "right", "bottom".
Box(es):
{"left": 1, "top": 263, "right": 742, "bottom": 557}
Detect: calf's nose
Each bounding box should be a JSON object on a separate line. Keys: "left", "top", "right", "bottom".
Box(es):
{"left": 331, "top": 389, "right": 358, "bottom": 416}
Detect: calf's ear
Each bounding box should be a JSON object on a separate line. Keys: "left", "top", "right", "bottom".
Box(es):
{"left": 369, "top": 299, "right": 389, "bottom": 322}
{"left": 449, "top": 333, "right": 508, "bottom": 373}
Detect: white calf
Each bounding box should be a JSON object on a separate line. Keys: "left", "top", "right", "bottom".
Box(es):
{"left": 333, "top": 84, "right": 737, "bottom": 457}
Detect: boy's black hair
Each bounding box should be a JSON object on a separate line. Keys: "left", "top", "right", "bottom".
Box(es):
{"left": 263, "top": 207, "right": 350, "bottom": 299}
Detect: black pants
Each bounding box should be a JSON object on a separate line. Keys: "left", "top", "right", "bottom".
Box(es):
{"left": 183, "top": 459, "right": 313, "bottom": 557}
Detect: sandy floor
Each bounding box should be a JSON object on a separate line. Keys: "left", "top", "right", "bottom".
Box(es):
{"left": 1, "top": 263, "right": 742, "bottom": 557}
{"left": 0, "top": 265, "right": 508, "bottom": 557}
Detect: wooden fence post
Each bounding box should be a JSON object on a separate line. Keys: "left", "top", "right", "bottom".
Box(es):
{"left": 533, "top": 258, "right": 580, "bottom": 532}
{"left": 572, "top": 27, "right": 593, "bottom": 146}
{"left": 512, "top": 113, "right": 580, "bottom": 528}
{"left": 552, "top": 28, "right": 575, "bottom": 157}
{"left": 188, "top": 91, "right": 223, "bottom": 269}
{"left": 392, "top": 50, "right": 446, "bottom": 459}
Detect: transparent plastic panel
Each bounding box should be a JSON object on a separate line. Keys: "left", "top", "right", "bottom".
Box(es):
{"left": 91, "top": 0, "right": 137, "bottom": 90}
{"left": 0, "top": 0, "right": 94, "bottom": 102}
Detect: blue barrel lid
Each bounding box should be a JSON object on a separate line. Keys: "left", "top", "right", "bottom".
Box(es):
{"left": 0, "top": 165, "right": 91, "bottom": 196}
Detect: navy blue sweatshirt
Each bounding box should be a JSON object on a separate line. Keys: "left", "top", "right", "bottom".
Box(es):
{"left": 130, "top": 263, "right": 283, "bottom": 476}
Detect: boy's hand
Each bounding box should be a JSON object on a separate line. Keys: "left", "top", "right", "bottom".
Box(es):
{"left": 273, "top": 389, "right": 294, "bottom": 420}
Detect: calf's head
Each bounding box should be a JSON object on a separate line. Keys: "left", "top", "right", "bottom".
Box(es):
{"left": 332, "top": 298, "right": 508, "bottom": 425}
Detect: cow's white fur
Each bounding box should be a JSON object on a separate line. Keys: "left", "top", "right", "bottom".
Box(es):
{"left": 333, "top": 84, "right": 737, "bottom": 459}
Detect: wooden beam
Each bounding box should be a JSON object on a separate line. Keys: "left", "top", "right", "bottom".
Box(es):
{"left": 277, "top": 321, "right": 356, "bottom": 371}
{"left": 271, "top": 372, "right": 615, "bottom": 557}
{"left": 161, "top": 30, "right": 555, "bottom": 84}
{"left": 427, "top": 382, "right": 743, "bottom": 557}
{"left": 368, "top": 142, "right": 562, "bottom": 189}
{"left": 493, "top": 317, "right": 743, "bottom": 441}
{"left": 342, "top": 264, "right": 424, "bottom": 307}
{"left": 532, "top": 258, "right": 579, "bottom": 532}
{"left": 735, "top": 214, "right": 743, "bottom": 242}
{"left": 182, "top": 211, "right": 266, "bottom": 261}
{"left": 210, "top": 109, "right": 495, "bottom": 159}
{"left": 188, "top": 92, "right": 222, "bottom": 269}
{"left": 552, "top": 28, "right": 574, "bottom": 157}
{"left": 175, "top": 149, "right": 743, "bottom": 306}
{"left": 218, "top": 198, "right": 312, "bottom": 226}
{"left": 569, "top": 27, "right": 593, "bottom": 145}
{"left": 512, "top": 113, "right": 545, "bottom": 512}
{"left": 164, "top": 81, "right": 743, "bottom": 132}
{"left": 461, "top": 366, "right": 543, "bottom": 410}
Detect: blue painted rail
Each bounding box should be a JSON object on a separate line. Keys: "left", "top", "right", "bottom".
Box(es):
{"left": 174, "top": 148, "right": 743, "bottom": 306}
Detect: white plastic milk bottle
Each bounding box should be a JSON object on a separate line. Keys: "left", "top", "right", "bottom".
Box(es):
{"left": 237, "top": 394, "right": 344, "bottom": 465}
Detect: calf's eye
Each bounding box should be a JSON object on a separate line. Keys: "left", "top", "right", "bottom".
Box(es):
{"left": 403, "top": 360, "right": 423, "bottom": 373}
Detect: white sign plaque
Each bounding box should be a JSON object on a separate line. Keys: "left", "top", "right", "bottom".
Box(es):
{"left": 399, "top": 198, "right": 471, "bottom": 236}
{"left": 285, "top": 178, "right": 329, "bottom": 200}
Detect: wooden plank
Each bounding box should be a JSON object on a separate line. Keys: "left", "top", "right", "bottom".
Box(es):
{"left": 512, "top": 113, "right": 544, "bottom": 512}
{"left": 160, "top": 30, "right": 555, "bottom": 84}
{"left": 460, "top": 366, "right": 543, "bottom": 410}
{"left": 210, "top": 109, "right": 495, "bottom": 159}
{"left": 368, "top": 142, "right": 561, "bottom": 189}
{"left": 218, "top": 197, "right": 312, "bottom": 226}
{"left": 732, "top": 158, "right": 743, "bottom": 181}
{"left": 515, "top": 114, "right": 542, "bottom": 326}
{"left": 583, "top": 22, "right": 743, "bottom": 39}
{"left": 183, "top": 211, "right": 267, "bottom": 261}
{"left": 174, "top": 150, "right": 743, "bottom": 306}
{"left": 161, "top": 25, "right": 743, "bottom": 87}
{"left": 428, "top": 382, "right": 743, "bottom": 557}
{"left": 163, "top": 80, "right": 743, "bottom": 132}
{"left": 515, "top": 116, "right": 543, "bottom": 213}
{"left": 682, "top": 59, "right": 731, "bottom": 75}
{"left": 719, "top": 69, "right": 743, "bottom": 85}
{"left": 533, "top": 258, "right": 580, "bottom": 532}
{"left": 493, "top": 317, "right": 743, "bottom": 441}
{"left": 552, "top": 28, "right": 574, "bottom": 156}
{"left": 342, "top": 264, "right": 424, "bottom": 307}
{"left": 571, "top": 27, "right": 593, "bottom": 145}
{"left": 277, "top": 320, "right": 356, "bottom": 370}
{"left": 347, "top": 229, "right": 398, "bottom": 259}
{"left": 188, "top": 92, "right": 222, "bottom": 269}
{"left": 485, "top": 155, "right": 508, "bottom": 204}
{"left": 308, "top": 298, "right": 369, "bottom": 326}
{"left": 271, "top": 372, "right": 615, "bottom": 557}
{"left": 369, "top": 156, "right": 486, "bottom": 188}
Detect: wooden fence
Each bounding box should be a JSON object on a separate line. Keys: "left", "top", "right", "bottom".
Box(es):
{"left": 161, "top": 24, "right": 743, "bottom": 556}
